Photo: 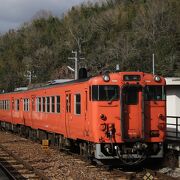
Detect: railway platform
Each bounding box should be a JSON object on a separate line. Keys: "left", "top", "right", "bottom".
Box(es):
{"left": 166, "top": 116, "right": 180, "bottom": 168}
{"left": 165, "top": 77, "right": 180, "bottom": 167}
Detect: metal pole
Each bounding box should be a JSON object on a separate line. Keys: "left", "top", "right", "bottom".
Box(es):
{"left": 68, "top": 51, "right": 78, "bottom": 80}
{"left": 116, "top": 64, "right": 120, "bottom": 71}
{"left": 26, "top": 70, "right": 32, "bottom": 84}
{"left": 152, "top": 53, "right": 155, "bottom": 75}
{"left": 73, "top": 51, "right": 78, "bottom": 80}
{"left": 29, "top": 71, "right": 32, "bottom": 84}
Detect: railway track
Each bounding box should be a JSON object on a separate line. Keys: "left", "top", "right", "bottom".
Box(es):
{"left": 62, "top": 146, "right": 178, "bottom": 179}
{"left": 0, "top": 144, "right": 49, "bottom": 180}
{"left": 0, "top": 130, "right": 178, "bottom": 179}
{"left": 0, "top": 131, "right": 138, "bottom": 179}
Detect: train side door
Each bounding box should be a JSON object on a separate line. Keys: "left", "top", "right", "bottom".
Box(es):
{"left": 84, "top": 89, "right": 89, "bottom": 137}
{"left": 122, "top": 85, "right": 143, "bottom": 140}
{"left": 31, "top": 95, "right": 35, "bottom": 127}
{"left": 65, "top": 91, "right": 71, "bottom": 137}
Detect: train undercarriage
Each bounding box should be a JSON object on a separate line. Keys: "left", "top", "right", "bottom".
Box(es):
{"left": 0, "top": 121, "right": 163, "bottom": 166}
{"left": 96, "top": 142, "right": 163, "bottom": 165}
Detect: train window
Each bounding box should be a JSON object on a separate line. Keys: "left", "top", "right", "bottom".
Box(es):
{"left": 46, "top": 97, "right": 50, "bottom": 112}
{"left": 3, "top": 100, "right": 6, "bottom": 110}
{"left": 1, "top": 101, "right": 3, "bottom": 110}
{"left": 56, "top": 96, "right": 60, "bottom": 113}
{"left": 0, "top": 100, "right": 10, "bottom": 110}
{"left": 23, "top": 99, "right": 25, "bottom": 111}
{"left": 42, "top": 97, "right": 46, "bottom": 112}
{"left": 26, "top": 99, "right": 29, "bottom": 111}
{"left": 51, "top": 96, "right": 55, "bottom": 113}
{"left": 5, "top": 100, "right": 7, "bottom": 110}
{"left": 92, "top": 85, "right": 119, "bottom": 101}
{"left": 124, "top": 86, "right": 140, "bottom": 105}
{"left": 15, "top": 99, "right": 20, "bottom": 111}
{"left": 23, "top": 98, "right": 30, "bottom": 111}
{"left": 39, "top": 98, "right": 41, "bottom": 112}
{"left": 3, "top": 100, "right": 5, "bottom": 110}
{"left": 36, "top": 97, "right": 41, "bottom": 112}
{"left": 7, "top": 100, "right": 10, "bottom": 110}
{"left": 4, "top": 100, "right": 6, "bottom": 110}
{"left": 75, "top": 94, "right": 81, "bottom": 115}
{"left": 27, "top": 99, "right": 30, "bottom": 111}
{"left": 144, "top": 86, "right": 166, "bottom": 101}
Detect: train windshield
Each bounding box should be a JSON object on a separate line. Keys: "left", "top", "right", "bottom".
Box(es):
{"left": 92, "top": 85, "right": 119, "bottom": 101}
{"left": 144, "top": 86, "right": 166, "bottom": 101}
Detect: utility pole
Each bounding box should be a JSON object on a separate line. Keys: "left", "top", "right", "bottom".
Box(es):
{"left": 68, "top": 51, "right": 85, "bottom": 80}
{"left": 24, "top": 70, "right": 32, "bottom": 85}
{"left": 24, "top": 69, "right": 36, "bottom": 85}
{"left": 152, "top": 53, "right": 155, "bottom": 75}
{"left": 68, "top": 51, "right": 78, "bottom": 80}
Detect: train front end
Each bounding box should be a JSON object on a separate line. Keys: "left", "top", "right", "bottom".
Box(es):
{"left": 90, "top": 72, "right": 166, "bottom": 165}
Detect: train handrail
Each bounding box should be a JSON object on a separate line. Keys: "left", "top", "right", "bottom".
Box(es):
{"left": 166, "top": 116, "right": 180, "bottom": 139}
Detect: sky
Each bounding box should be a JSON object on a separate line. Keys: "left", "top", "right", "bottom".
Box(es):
{"left": 0, "top": 0, "right": 92, "bottom": 33}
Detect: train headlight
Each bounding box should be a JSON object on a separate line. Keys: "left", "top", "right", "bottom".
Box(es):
{"left": 154, "top": 75, "right": 161, "bottom": 82}
{"left": 103, "top": 74, "right": 110, "bottom": 82}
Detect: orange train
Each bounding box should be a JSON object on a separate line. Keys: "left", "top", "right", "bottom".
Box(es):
{"left": 0, "top": 72, "right": 166, "bottom": 165}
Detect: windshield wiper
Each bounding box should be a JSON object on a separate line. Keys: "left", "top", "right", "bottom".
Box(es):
{"left": 108, "top": 96, "right": 117, "bottom": 104}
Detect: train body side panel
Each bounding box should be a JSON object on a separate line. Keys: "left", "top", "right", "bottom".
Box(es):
{"left": 144, "top": 101, "right": 166, "bottom": 142}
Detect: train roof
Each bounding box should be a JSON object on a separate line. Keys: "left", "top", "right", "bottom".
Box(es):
{"left": 0, "top": 77, "right": 91, "bottom": 95}
{"left": 0, "top": 71, "right": 165, "bottom": 95}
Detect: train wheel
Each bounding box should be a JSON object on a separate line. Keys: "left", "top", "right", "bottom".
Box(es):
{"left": 58, "top": 135, "right": 64, "bottom": 149}
{"left": 79, "top": 142, "right": 88, "bottom": 157}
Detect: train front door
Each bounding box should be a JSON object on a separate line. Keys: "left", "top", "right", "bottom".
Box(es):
{"left": 121, "top": 85, "right": 144, "bottom": 140}
{"left": 65, "top": 91, "right": 71, "bottom": 137}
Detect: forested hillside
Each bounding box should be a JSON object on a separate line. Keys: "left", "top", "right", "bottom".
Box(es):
{"left": 0, "top": 0, "right": 179, "bottom": 92}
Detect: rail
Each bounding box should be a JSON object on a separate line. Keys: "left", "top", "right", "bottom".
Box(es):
{"left": 166, "top": 116, "right": 180, "bottom": 140}
{"left": 0, "top": 163, "right": 16, "bottom": 180}
{"left": 0, "top": 144, "right": 50, "bottom": 180}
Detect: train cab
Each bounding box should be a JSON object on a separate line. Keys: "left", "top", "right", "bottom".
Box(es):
{"left": 89, "top": 72, "right": 166, "bottom": 164}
